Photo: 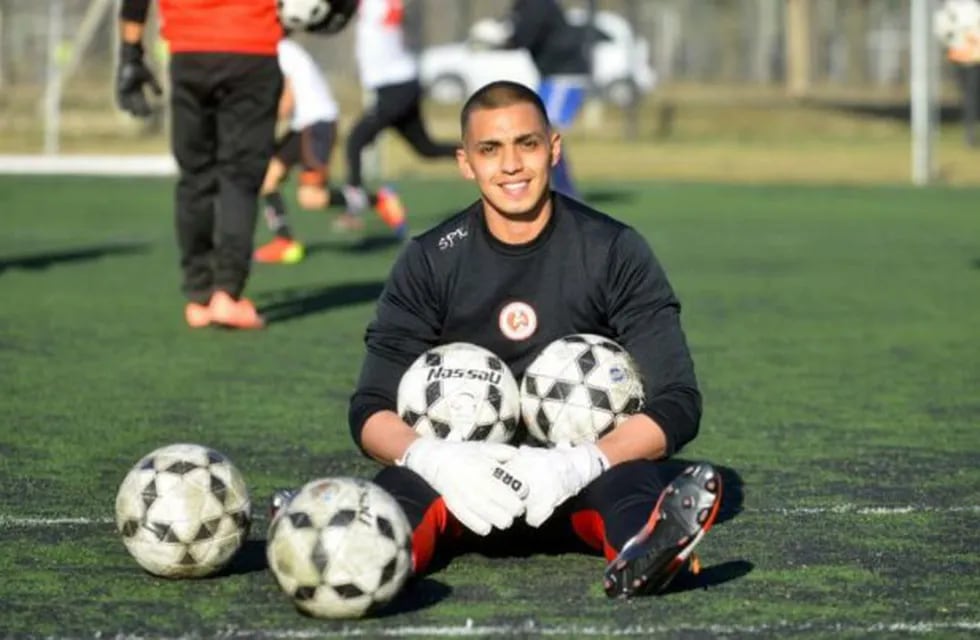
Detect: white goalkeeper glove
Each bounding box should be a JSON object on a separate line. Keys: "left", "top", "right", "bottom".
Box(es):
{"left": 397, "top": 438, "right": 528, "bottom": 536}
{"left": 505, "top": 443, "right": 610, "bottom": 527}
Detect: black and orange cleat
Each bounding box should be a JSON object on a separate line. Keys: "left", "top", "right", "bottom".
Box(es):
{"left": 603, "top": 462, "right": 722, "bottom": 598}
{"left": 268, "top": 488, "right": 297, "bottom": 522}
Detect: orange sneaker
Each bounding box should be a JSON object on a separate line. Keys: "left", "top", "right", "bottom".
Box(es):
{"left": 209, "top": 291, "right": 265, "bottom": 330}
{"left": 375, "top": 187, "right": 408, "bottom": 239}
{"left": 184, "top": 302, "right": 211, "bottom": 329}
{"left": 253, "top": 237, "right": 305, "bottom": 264}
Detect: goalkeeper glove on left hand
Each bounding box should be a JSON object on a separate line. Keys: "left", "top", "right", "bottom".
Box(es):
{"left": 506, "top": 443, "right": 610, "bottom": 527}
{"left": 397, "top": 438, "right": 528, "bottom": 536}
{"left": 116, "top": 42, "right": 161, "bottom": 118}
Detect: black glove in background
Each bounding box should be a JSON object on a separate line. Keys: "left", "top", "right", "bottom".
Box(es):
{"left": 116, "top": 42, "right": 161, "bottom": 118}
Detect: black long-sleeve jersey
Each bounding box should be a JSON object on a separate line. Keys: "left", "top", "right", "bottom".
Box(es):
{"left": 505, "top": 0, "right": 590, "bottom": 77}
{"left": 349, "top": 193, "right": 701, "bottom": 457}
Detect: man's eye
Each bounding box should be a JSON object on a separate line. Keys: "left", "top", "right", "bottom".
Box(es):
{"left": 479, "top": 145, "right": 497, "bottom": 155}
{"left": 521, "top": 139, "right": 539, "bottom": 149}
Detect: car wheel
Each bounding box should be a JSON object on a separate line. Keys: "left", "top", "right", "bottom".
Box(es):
{"left": 428, "top": 74, "right": 468, "bottom": 104}
{"left": 604, "top": 78, "right": 639, "bottom": 108}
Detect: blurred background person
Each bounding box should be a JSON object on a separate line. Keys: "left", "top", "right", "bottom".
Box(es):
{"left": 469, "top": 0, "right": 590, "bottom": 198}
{"left": 115, "top": 0, "right": 283, "bottom": 330}
{"left": 343, "top": 0, "right": 457, "bottom": 236}
{"left": 934, "top": 0, "right": 980, "bottom": 146}
{"left": 253, "top": 34, "right": 407, "bottom": 265}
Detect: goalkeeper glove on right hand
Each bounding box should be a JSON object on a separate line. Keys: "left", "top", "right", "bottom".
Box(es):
{"left": 505, "top": 443, "right": 609, "bottom": 527}
{"left": 397, "top": 438, "right": 528, "bottom": 536}
{"left": 116, "top": 42, "right": 162, "bottom": 118}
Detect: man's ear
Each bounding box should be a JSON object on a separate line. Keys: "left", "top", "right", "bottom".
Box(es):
{"left": 550, "top": 131, "right": 562, "bottom": 168}
{"left": 456, "top": 147, "right": 475, "bottom": 180}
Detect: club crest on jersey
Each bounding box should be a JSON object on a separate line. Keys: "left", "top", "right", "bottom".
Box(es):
{"left": 498, "top": 301, "right": 537, "bottom": 341}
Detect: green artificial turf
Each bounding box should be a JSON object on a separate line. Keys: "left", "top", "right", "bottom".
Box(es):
{"left": 1, "top": 176, "right": 978, "bottom": 637}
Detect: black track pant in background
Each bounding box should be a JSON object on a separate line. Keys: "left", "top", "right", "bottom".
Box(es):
{"left": 373, "top": 459, "right": 667, "bottom": 574}
{"left": 169, "top": 52, "right": 282, "bottom": 303}
{"left": 345, "top": 79, "right": 456, "bottom": 188}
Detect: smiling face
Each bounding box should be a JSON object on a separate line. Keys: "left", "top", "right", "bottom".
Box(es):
{"left": 456, "top": 101, "right": 561, "bottom": 226}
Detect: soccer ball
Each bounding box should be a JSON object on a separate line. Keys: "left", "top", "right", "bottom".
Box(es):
{"left": 277, "top": 0, "right": 330, "bottom": 30}
{"left": 520, "top": 334, "right": 645, "bottom": 446}
{"left": 266, "top": 477, "right": 412, "bottom": 619}
{"left": 934, "top": 0, "right": 980, "bottom": 48}
{"left": 115, "top": 443, "right": 251, "bottom": 578}
{"left": 397, "top": 342, "right": 521, "bottom": 443}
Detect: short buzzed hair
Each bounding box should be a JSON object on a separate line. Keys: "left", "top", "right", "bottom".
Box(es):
{"left": 460, "top": 81, "right": 550, "bottom": 138}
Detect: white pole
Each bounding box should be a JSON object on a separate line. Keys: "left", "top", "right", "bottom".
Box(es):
{"left": 910, "top": 0, "right": 938, "bottom": 186}
{"left": 0, "top": 7, "right": 5, "bottom": 92}
{"left": 42, "top": 0, "right": 65, "bottom": 155}
{"left": 62, "top": 0, "right": 115, "bottom": 83}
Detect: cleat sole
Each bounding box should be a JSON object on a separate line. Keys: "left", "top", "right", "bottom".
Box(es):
{"left": 603, "top": 463, "right": 722, "bottom": 598}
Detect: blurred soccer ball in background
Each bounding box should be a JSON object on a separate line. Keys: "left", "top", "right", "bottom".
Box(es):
{"left": 520, "top": 334, "right": 645, "bottom": 446}
{"left": 397, "top": 342, "right": 521, "bottom": 443}
{"left": 468, "top": 17, "right": 513, "bottom": 49}
{"left": 115, "top": 443, "right": 251, "bottom": 578}
{"left": 266, "top": 477, "right": 412, "bottom": 619}
{"left": 277, "top": 0, "right": 330, "bottom": 30}
{"left": 934, "top": 0, "right": 980, "bottom": 48}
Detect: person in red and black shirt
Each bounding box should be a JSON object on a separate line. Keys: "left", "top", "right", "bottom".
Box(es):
{"left": 116, "top": 0, "right": 283, "bottom": 329}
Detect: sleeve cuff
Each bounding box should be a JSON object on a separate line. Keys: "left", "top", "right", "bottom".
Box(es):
{"left": 643, "top": 401, "right": 698, "bottom": 458}
{"left": 348, "top": 394, "right": 397, "bottom": 456}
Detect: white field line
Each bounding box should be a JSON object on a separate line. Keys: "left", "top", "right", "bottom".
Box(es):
{"left": 1, "top": 513, "right": 978, "bottom": 638}
{"left": 0, "top": 154, "right": 176, "bottom": 176}
{"left": 769, "top": 504, "right": 980, "bottom": 515}
{"left": 75, "top": 620, "right": 980, "bottom": 638}
{"left": 0, "top": 516, "right": 113, "bottom": 526}
{"left": 2, "top": 504, "right": 979, "bottom": 528}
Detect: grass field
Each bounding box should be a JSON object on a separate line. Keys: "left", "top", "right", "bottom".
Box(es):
{"left": 1, "top": 176, "right": 979, "bottom": 638}
{"left": 6, "top": 83, "right": 980, "bottom": 187}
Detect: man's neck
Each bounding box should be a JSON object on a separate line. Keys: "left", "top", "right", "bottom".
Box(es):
{"left": 483, "top": 194, "right": 553, "bottom": 245}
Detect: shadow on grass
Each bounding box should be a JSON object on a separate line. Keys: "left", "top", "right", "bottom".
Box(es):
{"left": 213, "top": 539, "right": 268, "bottom": 578}
{"left": 0, "top": 242, "right": 150, "bottom": 274}
{"left": 372, "top": 577, "right": 453, "bottom": 617}
{"left": 258, "top": 281, "right": 385, "bottom": 324}
{"left": 580, "top": 189, "right": 637, "bottom": 206}
{"left": 664, "top": 559, "right": 754, "bottom": 595}
{"left": 304, "top": 234, "right": 405, "bottom": 257}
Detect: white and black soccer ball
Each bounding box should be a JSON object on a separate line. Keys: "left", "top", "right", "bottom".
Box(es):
{"left": 266, "top": 477, "right": 412, "bottom": 619}
{"left": 520, "top": 334, "right": 645, "bottom": 446}
{"left": 115, "top": 443, "right": 251, "bottom": 578}
{"left": 277, "top": 0, "right": 330, "bottom": 30}
{"left": 934, "top": 0, "right": 980, "bottom": 48}
{"left": 397, "top": 342, "right": 520, "bottom": 443}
